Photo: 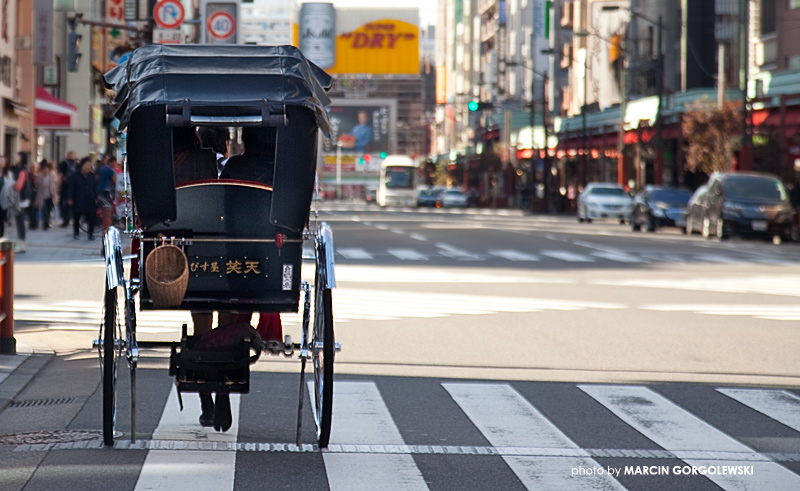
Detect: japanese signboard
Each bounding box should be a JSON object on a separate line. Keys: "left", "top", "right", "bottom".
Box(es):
{"left": 105, "top": 0, "right": 128, "bottom": 70}
{"left": 33, "top": 0, "right": 53, "bottom": 65}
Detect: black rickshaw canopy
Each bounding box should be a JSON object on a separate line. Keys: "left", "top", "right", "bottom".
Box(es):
{"left": 103, "top": 44, "right": 332, "bottom": 232}
{"left": 103, "top": 44, "right": 332, "bottom": 134}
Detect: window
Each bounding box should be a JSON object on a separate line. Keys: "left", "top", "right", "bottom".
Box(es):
{"left": 790, "top": 0, "right": 800, "bottom": 9}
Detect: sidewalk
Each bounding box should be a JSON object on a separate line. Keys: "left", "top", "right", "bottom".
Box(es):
{"left": 4, "top": 223, "right": 125, "bottom": 263}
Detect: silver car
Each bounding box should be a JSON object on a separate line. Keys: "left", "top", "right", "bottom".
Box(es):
{"left": 577, "top": 183, "right": 634, "bottom": 224}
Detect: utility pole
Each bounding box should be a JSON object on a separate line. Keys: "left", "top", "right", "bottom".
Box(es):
{"left": 654, "top": 15, "right": 664, "bottom": 185}
{"left": 739, "top": 0, "right": 751, "bottom": 171}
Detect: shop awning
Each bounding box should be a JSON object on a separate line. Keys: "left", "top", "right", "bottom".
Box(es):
{"left": 35, "top": 86, "right": 77, "bottom": 129}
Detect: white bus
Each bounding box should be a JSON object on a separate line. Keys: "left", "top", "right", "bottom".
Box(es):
{"left": 377, "top": 155, "right": 417, "bottom": 207}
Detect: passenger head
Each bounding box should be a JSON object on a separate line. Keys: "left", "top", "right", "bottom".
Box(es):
{"left": 173, "top": 126, "right": 201, "bottom": 154}
{"left": 197, "top": 126, "right": 229, "bottom": 155}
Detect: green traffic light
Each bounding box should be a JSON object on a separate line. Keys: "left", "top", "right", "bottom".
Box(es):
{"left": 379, "top": 152, "right": 387, "bottom": 159}
{"left": 468, "top": 100, "right": 479, "bottom": 111}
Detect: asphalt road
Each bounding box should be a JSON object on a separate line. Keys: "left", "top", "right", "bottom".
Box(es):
{"left": 2, "top": 203, "right": 800, "bottom": 490}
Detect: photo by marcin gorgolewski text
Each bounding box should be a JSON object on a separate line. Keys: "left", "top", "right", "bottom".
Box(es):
{"left": 571, "top": 465, "right": 755, "bottom": 478}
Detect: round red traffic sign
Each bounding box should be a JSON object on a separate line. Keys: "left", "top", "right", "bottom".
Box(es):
{"left": 207, "top": 11, "right": 236, "bottom": 40}
{"left": 153, "top": 0, "right": 185, "bottom": 30}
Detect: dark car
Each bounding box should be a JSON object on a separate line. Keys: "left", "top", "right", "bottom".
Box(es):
{"left": 702, "top": 172, "right": 796, "bottom": 242}
{"left": 684, "top": 184, "right": 710, "bottom": 235}
{"left": 631, "top": 187, "right": 692, "bottom": 232}
{"left": 417, "top": 188, "right": 443, "bottom": 207}
{"left": 365, "top": 188, "right": 377, "bottom": 204}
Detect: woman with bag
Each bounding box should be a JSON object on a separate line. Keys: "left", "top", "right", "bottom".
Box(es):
{"left": 12, "top": 152, "right": 32, "bottom": 253}
{"left": 34, "top": 160, "right": 56, "bottom": 230}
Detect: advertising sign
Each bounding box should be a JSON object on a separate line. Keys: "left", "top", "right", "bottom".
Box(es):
{"left": 33, "top": 0, "right": 53, "bottom": 65}
{"left": 202, "top": 0, "right": 239, "bottom": 44}
{"left": 299, "top": 2, "right": 336, "bottom": 69}
{"left": 322, "top": 100, "right": 396, "bottom": 160}
{"left": 326, "top": 19, "right": 418, "bottom": 75}
{"left": 105, "top": 0, "right": 127, "bottom": 70}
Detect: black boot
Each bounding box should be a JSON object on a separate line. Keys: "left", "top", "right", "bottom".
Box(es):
{"left": 214, "top": 393, "right": 232, "bottom": 432}
{"left": 199, "top": 393, "right": 214, "bottom": 427}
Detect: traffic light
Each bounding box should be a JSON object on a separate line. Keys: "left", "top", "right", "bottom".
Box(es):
{"left": 379, "top": 151, "right": 387, "bottom": 159}
{"left": 468, "top": 100, "right": 479, "bottom": 111}
{"left": 67, "top": 31, "right": 82, "bottom": 72}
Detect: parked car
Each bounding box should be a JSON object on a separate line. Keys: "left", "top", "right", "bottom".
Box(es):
{"left": 701, "top": 172, "right": 796, "bottom": 242}
{"left": 417, "top": 187, "right": 443, "bottom": 207}
{"left": 577, "top": 182, "right": 633, "bottom": 223}
{"left": 631, "top": 187, "right": 692, "bottom": 232}
{"left": 442, "top": 188, "right": 469, "bottom": 208}
{"left": 365, "top": 188, "right": 377, "bottom": 204}
{"left": 684, "top": 184, "right": 710, "bottom": 235}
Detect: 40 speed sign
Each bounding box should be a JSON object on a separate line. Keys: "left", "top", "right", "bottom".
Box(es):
{"left": 202, "top": 1, "right": 239, "bottom": 44}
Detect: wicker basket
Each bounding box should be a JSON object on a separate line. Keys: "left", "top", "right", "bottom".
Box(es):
{"left": 145, "top": 245, "right": 189, "bottom": 308}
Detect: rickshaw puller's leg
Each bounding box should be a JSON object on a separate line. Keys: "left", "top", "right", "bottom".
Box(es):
{"left": 214, "top": 392, "right": 232, "bottom": 432}
{"left": 199, "top": 393, "right": 214, "bottom": 427}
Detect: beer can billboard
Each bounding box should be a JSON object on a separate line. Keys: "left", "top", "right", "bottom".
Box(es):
{"left": 299, "top": 2, "right": 335, "bottom": 69}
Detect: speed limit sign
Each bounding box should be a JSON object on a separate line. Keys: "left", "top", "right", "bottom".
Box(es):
{"left": 201, "top": 1, "right": 239, "bottom": 44}
{"left": 207, "top": 11, "right": 235, "bottom": 40}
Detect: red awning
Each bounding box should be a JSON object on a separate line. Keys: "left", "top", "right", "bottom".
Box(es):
{"left": 35, "top": 86, "right": 77, "bottom": 129}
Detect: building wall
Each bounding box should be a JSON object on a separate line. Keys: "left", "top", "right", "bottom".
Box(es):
{"left": 776, "top": 0, "right": 800, "bottom": 70}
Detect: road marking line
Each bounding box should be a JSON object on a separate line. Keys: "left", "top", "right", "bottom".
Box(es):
{"left": 408, "top": 233, "right": 427, "bottom": 241}
{"left": 387, "top": 248, "right": 429, "bottom": 261}
{"left": 717, "top": 389, "right": 800, "bottom": 433}
{"left": 318, "top": 381, "right": 428, "bottom": 491}
{"left": 435, "top": 243, "right": 481, "bottom": 261}
{"left": 590, "top": 251, "right": 645, "bottom": 263}
{"left": 579, "top": 385, "right": 800, "bottom": 490}
{"left": 444, "top": 383, "right": 625, "bottom": 490}
{"left": 488, "top": 249, "right": 540, "bottom": 261}
{"left": 540, "top": 250, "right": 594, "bottom": 262}
{"left": 337, "top": 248, "right": 374, "bottom": 260}
{"left": 135, "top": 391, "right": 241, "bottom": 491}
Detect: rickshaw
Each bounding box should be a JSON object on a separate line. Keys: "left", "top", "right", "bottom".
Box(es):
{"left": 97, "top": 44, "right": 337, "bottom": 448}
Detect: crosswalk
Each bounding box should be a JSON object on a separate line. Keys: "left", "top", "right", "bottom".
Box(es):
{"left": 329, "top": 246, "right": 799, "bottom": 265}
{"left": 15, "top": 373, "right": 800, "bottom": 490}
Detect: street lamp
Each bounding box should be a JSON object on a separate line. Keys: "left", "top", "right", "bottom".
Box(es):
{"left": 573, "top": 31, "right": 591, "bottom": 188}
{"left": 602, "top": 5, "right": 665, "bottom": 185}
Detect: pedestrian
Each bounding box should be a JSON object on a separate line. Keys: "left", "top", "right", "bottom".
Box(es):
{"left": 27, "top": 160, "right": 39, "bottom": 230}
{"left": 95, "top": 153, "right": 117, "bottom": 206}
{"left": 35, "top": 160, "right": 56, "bottom": 230}
{"left": 57, "top": 151, "right": 78, "bottom": 227}
{"left": 68, "top": 157, "right": 97, "bottom": 241}
{"left": 0, "top": 156, "right": 13, "bottom": 237}
{"left": 12, "top": 152, "right": 33, "bottom": 253}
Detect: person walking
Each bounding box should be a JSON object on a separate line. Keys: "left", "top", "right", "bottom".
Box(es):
{"left": 0, "top": 156, "right": 13, "bottom": 237}
{"left": 12, "top": 152, "right": 33, "bottom": 253}
{"left": 68, "top": 157, "right": 97, "bottom": 241}
{"left": 58, "top": 151, "right": 78, "bottom": 227}
{"left": 35, "top": 160, "right": 56, "bottom": 230}
{"left": 27, "top": 160, "right": 40, "bottom": 230}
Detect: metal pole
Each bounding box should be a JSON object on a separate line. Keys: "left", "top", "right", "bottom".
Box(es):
{"left": 583, "top": 50, "right": 588, "bottom": 187}
{"left": 543, "top": 74, "right": 550, "bottom": 213}
{"left": 654, "top": 15, "right": 664, "bottom": 185}
{"left": 0, "top": 239, "right": 15, "bottom": 354}
{"left": 739, "top": 0, "right": 751, "bottom": 171}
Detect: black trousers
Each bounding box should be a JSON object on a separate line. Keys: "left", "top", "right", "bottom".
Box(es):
{"left": 73, "top": 210, "right": 95, "bottom": 238}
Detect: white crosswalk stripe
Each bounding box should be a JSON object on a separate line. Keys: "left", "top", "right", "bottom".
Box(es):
{"left": 444, "top": 383, "right": 626, "bottom": 490}
{"left": 488, "top": 249, "right": 540, "bottom": 261}
{"left": 579, "top": 385, "right": 800, "bottom": 490}
{"left": 316, "top": 381, "right": 428, "bottom": 490}
{"left": 717, "top": 388, "right": 800, "bottom": 433}
{"left": 435, "top": 242, "right": 482, "bottom": 260}
{"left": 387, "top": 248, "right": 429, "bottom": 260}
{"left": 540, "top": 250, "right": 595, "bottom": 262}
{"left": 15, "top": 373, "right": 800, "bottom": 490}
{"left": 337, "top": 248, "right": 374, "bottom": 260}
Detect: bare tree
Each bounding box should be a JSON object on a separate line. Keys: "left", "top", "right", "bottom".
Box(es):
{"left": 682, "top": 98, "right": 743, "bottom": 175}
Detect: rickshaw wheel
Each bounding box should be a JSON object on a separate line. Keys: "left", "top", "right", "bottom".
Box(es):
{"left": 313, "top": 273, "right": 334, "bottom": 448}
{"left": 102, "top": 280, "right": 119, "bottom": 446}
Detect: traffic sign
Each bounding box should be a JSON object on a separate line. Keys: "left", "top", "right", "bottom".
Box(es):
{"left": 153, "top": 0, "right": 185, "bottom": 30}
{"left": 207, "top": 11, "right": 235, "bottom": 40}
{"left": 153, "top": 29, "right": 184, "bottom": 44}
